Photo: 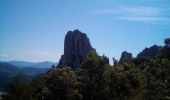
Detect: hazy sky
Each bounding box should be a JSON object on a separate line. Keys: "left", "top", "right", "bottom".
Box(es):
{"left": 0, "top": 0, "right": 170, "bottom": 62}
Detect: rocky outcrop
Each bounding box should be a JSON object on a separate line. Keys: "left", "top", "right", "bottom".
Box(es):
{"left": 119, "top": 51, "right": 133, "bottom": 64}
{"left": 137, "top": 45, "right": 161, "bottom": 58}
{"left": 57, "top": 29, "right": 95, "bottom": 68}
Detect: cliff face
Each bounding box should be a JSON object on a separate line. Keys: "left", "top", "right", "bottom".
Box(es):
{"left": 137, "top": 45, "right": 161, "bottom": 58}
{"left": 119, "top": 51, "right": 133, "bottom": 64}
{"left": 57, "top": 29, "right": 94, "bottom": 68}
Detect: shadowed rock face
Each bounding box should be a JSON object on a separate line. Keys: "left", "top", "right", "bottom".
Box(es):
{"left": 57, "top": 29, "right": 94, "bottom": 68}
{"left": 119, "top": 51, "right": 132, "bottom": 64}
{"left": 137, "top": 45, "right": 161, "bottom": 58}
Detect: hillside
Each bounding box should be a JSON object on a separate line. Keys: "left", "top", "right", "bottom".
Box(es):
{"left": 1, "top": 30, "right": 170, "bottom": 100}
{"left": 8, "top": 61, "right": 55, "bottom": 68}
{"left": 0, "top": 62, "right": 49, "bottom": 91}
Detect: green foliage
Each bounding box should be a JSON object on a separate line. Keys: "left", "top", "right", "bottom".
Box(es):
{"left": 159, "top": 37, "right": 170, "bottom": 58}
{"left": 79, "top": 51, "right": 139, "bottom": 100}
{"left": 112, "top": 57, "right": 118, "bottom": 66}
{"left": 135, "top": 58, "right": 170, "bottom": 100}
{"left": 164, "top": 38, "right": 170, "bottom": 47}
{"left": 46, "top": 67, "right": 79, "bottom": 100}
{"left": 159, "top": 46, "right": 170, "bottom": 58}
{"left": 2, "top": 77, "right": 37, "bottom": 100}
{"left": 79, "top": 51, "right": 111, "bottom": 100}
{"left": 2, "top": 38, "right": 170, "bottom": 100}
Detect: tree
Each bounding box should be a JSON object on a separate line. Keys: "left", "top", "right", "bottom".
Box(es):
{"left": 79, "top": 51, "right": 111, "bottom": 100}
{"left": 113, "top": 57, "right": 118, "bottom": 67}
{"left": 45, "top": 67, "right": 79, "bottom": 100}
{"left": 102, "top": 54, "right": 110, "bottom": 64}
{"left": 164, "top": 38, "right": 170, "bottom": 47}
{"left": 136, "top": 58, "right": 170, "bottom": 100}
{"left": 2, "top": 77, "right": 36, "bottom": 100}
{"left": 159, "top": 38, "right": 170, "bottom": 58}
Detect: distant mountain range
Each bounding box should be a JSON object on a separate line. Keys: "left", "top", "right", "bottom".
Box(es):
{"left": 0, "top": 61, "right": 57, "bottom": 91}
{"left": 6, "top": 61, "right": 56, "bottom": 68}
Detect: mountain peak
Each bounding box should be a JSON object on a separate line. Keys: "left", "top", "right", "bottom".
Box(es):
{"left": 57, "top": 29, "right": 95, "bottom": 68}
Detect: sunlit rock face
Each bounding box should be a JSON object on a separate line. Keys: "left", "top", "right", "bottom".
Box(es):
{"left": 57, "top": 29, "right": 94, "bottom": 68}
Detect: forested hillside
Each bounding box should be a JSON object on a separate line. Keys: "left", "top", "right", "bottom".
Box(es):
{"left": 1, "top": 38, "right": 170, "bottom": 100}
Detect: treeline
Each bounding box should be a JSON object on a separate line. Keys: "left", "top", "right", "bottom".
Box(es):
{"left": 1, "top": 38, "right": 170, "bottom": 100}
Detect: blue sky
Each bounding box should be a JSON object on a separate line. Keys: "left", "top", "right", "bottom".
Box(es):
{"left": 0, "top": 0, "right": 170, "bottom": 62}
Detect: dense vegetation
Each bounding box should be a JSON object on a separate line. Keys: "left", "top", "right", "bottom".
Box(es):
{"left": 1, "top": 38, "right": 170, "bottom": 100}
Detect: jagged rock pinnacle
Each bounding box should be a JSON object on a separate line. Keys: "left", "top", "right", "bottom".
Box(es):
{"left": 57, "top": 29, "right": 95, "bottom": 68}
{"left": 119, "top": 51, "right": 132, "bottom": 64}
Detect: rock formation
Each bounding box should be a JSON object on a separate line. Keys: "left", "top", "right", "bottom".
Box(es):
{"left": 57, "top": 29, "right": 95, "bottom": 68}
{"left": 137, "top": 45, "right": 161, "bottom": 58}
{"left": 119, "top": 51, "right": 133, "bottom": 64}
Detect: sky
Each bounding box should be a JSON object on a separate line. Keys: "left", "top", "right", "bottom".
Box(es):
{"left": 0, "top": 0, "right": 170, "bottom": 63}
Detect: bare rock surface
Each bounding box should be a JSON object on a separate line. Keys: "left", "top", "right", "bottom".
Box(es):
{"left": 119, "top": 51, "right": 133, "bottom": 63}
{"left": 57, "top": 29, "right": 94, "bottom": 68}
